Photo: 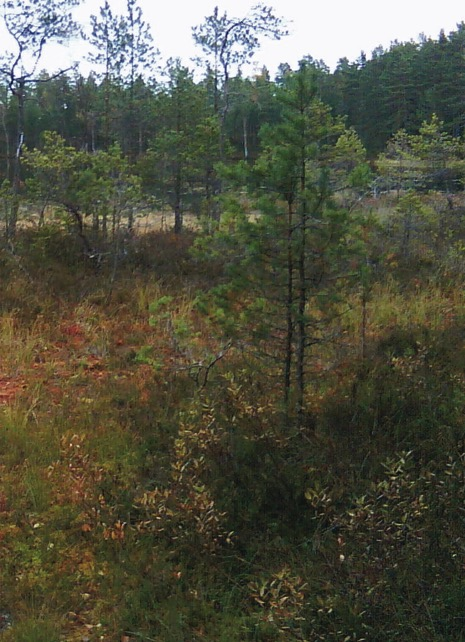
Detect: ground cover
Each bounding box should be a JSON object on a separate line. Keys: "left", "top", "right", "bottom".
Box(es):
{"left": 0, "top": 204, "right": 464, "bottom": 640}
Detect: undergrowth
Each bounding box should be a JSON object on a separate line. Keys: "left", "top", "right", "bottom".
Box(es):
{"left": 0, "top": 220, "right": 464, "bottom": 641}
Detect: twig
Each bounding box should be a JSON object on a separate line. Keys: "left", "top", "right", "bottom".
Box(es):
{"left": 124, "top": 633, "right": 157, "bottom": 642}
{"left": 183, "top": 341, "right": 233, "bottom": 388}
{"left": 1, "top": 239, "right": 34, "bottom": 282}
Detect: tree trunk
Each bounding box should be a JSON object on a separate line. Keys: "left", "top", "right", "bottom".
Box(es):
{"left": 7, "top": 80, "right": 26, "bottom": 239}
{"left": 243, "top": 114, "right": 248, "bottom": 160}
{"left": 284, "top": 199, "right": 294, "bottom": 412}
{"left": 296, "top": 143, "right": 308, "bottom": 424}
{"left": 0, "top": 99, "right": 10, "bottom": 181}
{"left": 296, "top": 208, "right": 307, "bottom": 423}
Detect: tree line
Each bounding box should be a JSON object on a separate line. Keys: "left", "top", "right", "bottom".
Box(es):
{"left": 1, "top": 0, "right": 465, "bottom": 241}
{"left": 1, "top": 2, "right": 464, "bottom": 158}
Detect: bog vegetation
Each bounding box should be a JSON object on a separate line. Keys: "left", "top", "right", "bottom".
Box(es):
{"left": 0, "top": 1, "right": 465, "bottom": 640}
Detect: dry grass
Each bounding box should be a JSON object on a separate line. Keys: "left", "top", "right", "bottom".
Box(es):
{"left": 1, "top": 201, "right": 465, "bottom": 640}
{"left": 12, "top": 204, "right": 203, "bottom": 234}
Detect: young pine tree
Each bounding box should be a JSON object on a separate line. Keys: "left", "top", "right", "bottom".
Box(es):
{"left": 198, "top": 62, "right": 363, "bottom": 423}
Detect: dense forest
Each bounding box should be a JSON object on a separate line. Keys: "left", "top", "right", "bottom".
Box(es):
{"left": 1, "top": 1, "right": 465, "bottom": 641}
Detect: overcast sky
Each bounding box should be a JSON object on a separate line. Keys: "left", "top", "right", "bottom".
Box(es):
{"left": 30, "top": 0, "right": 465, "bottom": 76}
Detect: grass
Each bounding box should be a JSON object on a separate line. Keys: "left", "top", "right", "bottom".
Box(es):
{"left": 0, "top": 208, "right": 465, "bottom": 640}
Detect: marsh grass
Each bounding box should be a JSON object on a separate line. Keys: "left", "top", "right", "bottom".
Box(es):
{"left": 1, "top": 220, "right": 465, "bottom": 640}
{"left": 0, "top": 316, "right": 39, "bottom": 372}
{"left": 1, "top": 616, "right": 61, "bottom": 642}
{"left": 0, "top": 399, "right": 54, "bottom": 467}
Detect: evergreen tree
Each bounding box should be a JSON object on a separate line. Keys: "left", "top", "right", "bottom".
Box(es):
{"left": 24, "top": 131, "right": 142, "bottom": 249}
{"left": 141, "top": 61, "right": 213, "bottom": 233}
{"left": 376, "top": 114, "right": 464, "bottom": 193}
{"left": 119, "top": 0, "right": 159, "bottom": 158}
{"left": 192, "top": 4, "right": 288, "bottom": 157}
{"left": 87, "top": 0, "right": 127, "bottom": 148}
{"left": 86, "top": 0, "right": 157, "bottom": 152}
{"left": 0, "top": 0, "right": 82, "bottom": 237}
{"left": 199, "top": 63, "right": 360, "bottom": 421}
{"left": 224, "top": 69, "right": 282, "bottom": 162}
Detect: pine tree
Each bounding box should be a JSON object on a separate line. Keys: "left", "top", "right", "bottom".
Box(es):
{"left": 0, "top": 0, "right": 81, "bottom": 237}
{"left": 198, "top": 63, "right": 361, "bottom": 422}
{"left": 86, "top": 0, "right": 157, "bottom": 151}
{"left": 192, "top": 4, "right": 288, "bottom": 157}
{"left": 141, "top": 61, "right": 215, "bottom": 233}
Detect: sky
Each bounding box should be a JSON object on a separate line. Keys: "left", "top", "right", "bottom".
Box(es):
{"left": 13, "top": 0, "right": 465, "bottom": 77}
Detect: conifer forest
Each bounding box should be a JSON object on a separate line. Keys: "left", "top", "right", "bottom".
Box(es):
{"left": 1, "top": 1, "right": 465, "bottom": 640}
